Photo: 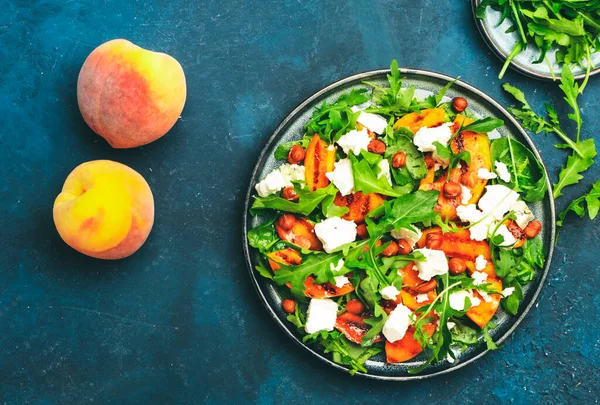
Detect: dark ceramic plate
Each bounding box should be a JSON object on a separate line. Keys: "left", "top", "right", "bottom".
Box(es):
{"left": 243, "top": 68, "right": 555, "bottom": 380}
{"left": 472, "top": 0, "right": 600, "bottom": 80}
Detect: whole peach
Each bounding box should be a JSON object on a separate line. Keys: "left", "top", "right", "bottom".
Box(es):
{"left": 77, "top": 39, "right": 186, "bottom": 148}
{"left": 53, "top": 160, "right": 154, "bottom": 259}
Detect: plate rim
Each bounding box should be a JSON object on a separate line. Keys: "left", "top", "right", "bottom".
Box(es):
{"left": 242, "top": 67, "right": 556, "bottom": 381}
{"left": 471, "top": 0, "right": 600, "bottom": 81}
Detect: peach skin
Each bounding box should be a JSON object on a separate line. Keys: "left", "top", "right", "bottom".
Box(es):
{"left": 77, "top": 39, "right": 186, "bottom": 148}
{"left": 53, "top": 160, "right": 154, "bottom": 259}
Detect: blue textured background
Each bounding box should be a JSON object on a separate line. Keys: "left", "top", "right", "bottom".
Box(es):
{"left": 1, "top": 1, "right": 599, "bottom": 403}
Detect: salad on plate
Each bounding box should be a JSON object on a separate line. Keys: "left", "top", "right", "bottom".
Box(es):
{"left": 247, "top": 61, "right": 547, "bottom": 375}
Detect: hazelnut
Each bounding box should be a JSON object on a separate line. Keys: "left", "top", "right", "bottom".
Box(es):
{"left": 293, "top": 235, "right": 311, "bottom": 250}
{"left": 443, "top": 181, "right": 462, "bottom": 198}
{"left": 452, "top": 97, "right": 468, "bottom": 113}
{"left": 368, "top": 139, "right": 386, "bottom": 154}
{"left": 287, "top": 145, "right": 306, "bottom": 164}
{"left": 356, "top": 223, "right": 369, "bottom": 240}
{"left": 392, "top": 152, "right": 407, "bottom": 168}
{"left": 282, "top": 299, "right": 296, "bottom": 314}
{"left": 362, "top": 239, "right": 382, "bottom": 252}
{"left": 346, "top": 299, "right": 365, "bottom": 315}
{"left": 424, "top": 154, "right": 435, "bottom": 169}
{"left": 381, "top": 241, "right": 399, "bottom": 257}
{"left": 397, "top": 239, "right": 412, "bottom": 255}
{"left": 448, "top": 258, "right": 467, "bottom": 275}
{"left": 277, "top": 214, "right": 296, "bottom": 230}
{"left": 524, "top": 220, "right": 542, "bottom": 238}
{"left": 281, "top": 186, "right": 299, "bottom": 202}
{"left": 426, "top": 233, "right": 443, "bottom": 250}
{"left": 412, "top": 279, "right": 437, "bottom": 293}
{"left": 461, "top": 171, "right": 478, "bottom": 188}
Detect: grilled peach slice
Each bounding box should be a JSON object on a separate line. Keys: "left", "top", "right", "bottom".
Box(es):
{"left": 397, "top": 262, "right": 438, "bottom": 293}
{"left": 400, "top": 289, "right": 436, "bottom": 311}
{"left": 333, "top": 192, "right": 385, "bottom": 223}
{"left": 467, "top": 279, "right": 502, "bottom": 328}
{"left": 385, "top": 323, "right": 435, "bottom": 363}
{"left": 267, "top": 248, "right": 302, "bottom": 271}
{"left": 335, "top": 312, "right": 383, "bottom": 344}
{"left": 275, "top": 216, "right": 322, "bottom": 251}
{"left": 393, "top": 108, "right": 445, "bottom": 134}
{"left": 303, "top": 275, "right": 354, "bottom": 298}
{"left": 304, "top": 134, "right": 336, "bottom": 191}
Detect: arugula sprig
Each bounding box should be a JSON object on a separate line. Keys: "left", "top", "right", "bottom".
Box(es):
{"left": 250, "top": 182, "right": 338, "bottom": 216}
{"left": 557, "top": 179, "right": 600, "bottom": 227}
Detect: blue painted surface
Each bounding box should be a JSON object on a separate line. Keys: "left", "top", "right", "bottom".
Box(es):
{"left": 1, "top": 0, "right": 599, "bottom": 403}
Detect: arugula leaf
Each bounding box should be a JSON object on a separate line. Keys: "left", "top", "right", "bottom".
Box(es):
{"left": 490, "top": 137, "right": 548, "bottom": 202}
{"left": 274, "top": 137, "right": 311, "bottom": 160}
{"left": 554, "top": 139, "right": 597, "bottom": 198}
{"left": 250, "top": 183, "right": 337, "bottom": 216}
{"left": 557, "top": 179, "right": 600, "bottom": 226}
{"left": 384, "top": 127, "right": 428, "bottom": 185}
{"left": 317, "top": 332, "right": 382, "bottom": 375}
{"left": 558, "top": 63, "right": 582, "bottom": 140}
{"left": 247, "top": 215, "right": 278, "bottom": 253}
{"left": 457, "top": 117, "right": 504, "bottom": 134}
{"left": 348, "top": 153, "right": 408, "bottom": 197}
{"left": 321, "top": 194, "right": 349, "bottom": 218}
{"left": 482, "top": 321, "right": 498, "bottom": 350}
{"left": 373, "top": 190, "right": 439, "bottom": 237}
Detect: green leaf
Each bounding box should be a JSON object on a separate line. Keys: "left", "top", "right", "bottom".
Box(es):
{"left": 557, "top": 179, "right": 600, "bottom": 226}
{"left": 558, "top": 64, "right": 582, "bottom": 140}
{"left": 458, "top": 117, "right": 504, "bottom": 134}
{"left": 523, "top": 236, "right": 545, "bottom": 269}
{"left": 274, "top": 137, "right": 311, "bottom": 160}
{"left": 247, "top": 215, "right": 278, "bottom": 253}
{"left": 374, "top": 190, "right": 439, "bottom": 236}
{"left": 384, "top": 128, "right": 428, "bottom": 182}
{"left": 250, "top": 183, "right": 338, "bottom": 216}
{"left": 554, "top": 139, "right": 597, "bottom": 198}
{"left": 349, "top": 153, "right": 404, "bottom": 197}
{"left": 321, "top": 194, "right": 349, "bottom": 218}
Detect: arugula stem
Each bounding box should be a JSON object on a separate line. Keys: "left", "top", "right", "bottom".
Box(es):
{"left": 577, "top": 11, "right": 600, "bottom": 31}
{"left": 509, "top": 0, "right": 528, "bottom": 45}
{"left": 499, "top": 42, "right": 524, "bottom": 79}
{"left": 545, "top": 56, "right": 556, "bottom": 81}
{"left": 579, "top": 45, "right": 592, "bottom": 95}
{"left": 552, "top": 125, "right": 583, "bottom": 157}
{"left": 414, "top": 281, "right": 462, "bottom": 326}
{"left": 507, "top": 136, "right": 520, "bottom": 191}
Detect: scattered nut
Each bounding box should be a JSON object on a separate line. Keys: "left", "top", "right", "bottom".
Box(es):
{"left": 287, "top": 145, "right": 306, "bottom": 164}
{"left": 452, "top": 97, "right": 468, "bottom": 113}
{"left": 397, "top": 239, "right": 412, "bottom": 255}
{"left": 281, "top": 186, "right": 299, "bottom": 202}
{"left": 356, "top": 223, "right": 369, "bottom": 240}
{"left": 426, "top": 233, "right": 443, "bottom": 250}
{"left": 381, "top": 240, "right": 399, "bottom": 257}
{"left": 368, "top": 139, "right": 386, "bottom": 154}
{"left": 346, "top": 299, "right": 365, "bottom": 315}
{"left": 412, "top": 279, "right": 437, "bottom": 293}
{"left": 448, "top": 258, "right": 467, "bottom": 275}
{"left": 392, "top": 152, "right": 407, "bottom": 168}
{"left": 293, "top": 235, "right": 312, "bottom": 250}
{"left": 443, "top": 181, "right": 462, "bottom": 198}
{"left": 461, "top": 171, "right": 478, "bottom": 188}
{"left": 524, "top": 220, "right": 542, "bottom": 238}
{"left": 282, "top": 299, "right": 296, "bottom": 314}
{"left": 277, "top": 214, "right": 296, "bottom": 230}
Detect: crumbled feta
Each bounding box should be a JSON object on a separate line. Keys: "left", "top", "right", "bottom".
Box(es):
{"left": 475, "top": 255, "right": 488, "bottom": 271}
{"left": 326, "top": 158, "right": 354, "bottom": 196}
{"left": 314, "top": 217, "right": 357, "bottom": 253}
{"left": 494, "top": 161, "right": 511, "bottom": 182}
{"left": 449, "top": 290, "right": 481, "bottom": 311}
{"left": 350, "top": 102, "right": 371, "bottom": 113}
{"left": 356, "top": 112, "right": 388, "bottom": 134}
{"left": 336, "top": 129, "right": 371, "bottom": 156}
{"left": 377, "top": 159, "right": 392, "bottom": 185}
{"left": 412, "top": 123, "right": 453, "bottom": 152}
{"left": 494, "top": 224, "right": 517, "bottom": 246}
{"left": 477, "top": 168, "right": 498, "bottom": 180}
{"left": 329, "top": 259, "right": 345, "bottom": 272}
{"left": 447, "top": 321, "right": 456, "bottom": 330}
{"left": 502, "top": 287, "right": 515, "bottom": 297}
{"left": 479, "top": 290, "right": 493, "bottom": 303}
{"left": 511, "top": 200, "right": 534, "bottom": 229}
{"left": 461, "top": 185, "right": 472, "bottom": 205}
{"left": 413, "top": 248, "right": 449, "bottom": 281}
{"left": 305, "top": 298, "right": 338, "bottom": 334}
{"left": 380, "top": 285, "right": 401, "bottom": 301}
{"left": 447, "top": 353, "right": 455, "bottom": 363}
{"left": 456, "top": 204, "right": 494, "bottom": 241}
{"left": 391, "top": 226, "right": 422, "bottom": 247}
{"left": 478, "top": 185, "right": 520, "bottom": 220}
{"left": 255, "top": 164, "right": 305, "bottom": 197}
{"left": 471, "top": 271, "right": 488, "bottom": 286}
{"left": 382, "top": 304, "right": 412, "bottom": 343}
{"left": 416, "top": 294, "right": 429, "bottom": 303}
{"left": 333, "top": 276, "right": 350, "bottom": 288}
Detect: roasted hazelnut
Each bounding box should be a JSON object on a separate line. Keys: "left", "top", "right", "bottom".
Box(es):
{"left": 282, "top": 299, "right": 296, "bottom": 314}
{"left": 392, "top": 152, "right": 407, "bottom": 168}
{"left": 278, "top": 214, "right": 296, "bottom": 230}
{"left": 461, "top": 171, "right": 478, "bottom": 188}
{"left": 281, "top": 186, "right": 299, "bottom": 202}
{"left": 452, "top": 97, "right": 468, "bottom": 113}
{"left": 426, "top": 233, "right": 443, "bottom": 250}
{"left": 524, "top": 220, "right": 542, "bottom": 238}
{"left": 412, "top": 279, "right": 437, "bottom": 293}
{"left": 346, "top": 299, "right": 365, "bottom": 315}
{"left": 448, "top": 258, "right": 467, "bottom": 275}
{"left": 443, "top": 181, "right": 462, "bottom": 198}
{"left": 362, "top": 239, "right": 382, "bottom": 252}
{"left": 293, "top": 235, "right": 312, "bottom": 250}
{"left": 368, "top": 139, "right": 386, "bottom": 154}
{"left": 381, "top": 240, "right": 399, "bottom": 257}
{"left": 356, "top": 223, "right": 369, "bottom": 240}
{"left": 397, "top": 239, "right": 413, "bottom": 255}
{"left": 424, "top": 154, "right": 435, "bottom": 169}
{"left": 287, "top": 145, "right": 306, "bottom": 164}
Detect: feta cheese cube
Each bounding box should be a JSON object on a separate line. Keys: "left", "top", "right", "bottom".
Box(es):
{"left": 477, "top": 168, "right": 498, "bottom": 180}
{"left": 377, "top": 159, "right": 392, "bottom": 185}
{"left": 382, "top": 304, "right": 412, "bottom": 343}
{"left": 326, "top": 158, "right": 354, "bottom": 196}
{"left": 336, "top": 129, "right": 371, "bottom": 156}
{"left": 471, "top": 271, "right": 488, "bottom": 286}
{"left": 314, "top": 217, "right": 357, "bottom": 253}
{"left": 416, "top": 293, "right": 429, "bottom": 303}
{"left": 305, "top": 298, "right": 338, "bottom": 334}
{"left": 511, "top": 200, "right": 534, "bottom": 229}
{"left": 391, "top": 226, "right": 422, "bottom": 247}
{"left": 502, "top": 287, "right": 515, "bottom": 297}
{"left": 456, "top": 204, "right": 493, "bottom": 241}
{"left": 478, "top": 185, "right": 520, "bottom": 220}
{"left": 380, "top": 285, "right": 401, "bottom": 301}
{"left": 479, "top": 290, "right": 493, "bottom": 303}
{"left": 413, "top": 248, "right": 449, "bottom": 281}
{"left": 475, "top": 255, "right": 487, "bottom": 271}
{"left": 333, "top": 276, "right": 350, "bottom": 288}
{"left": 449, "top": 290, "right": 481, "bottom": 311}
{"left": 356, "top": 111, "right": 388, "bottom": 134}
{"left": 494, "top": 161, "right": 511, "bottom": 182}
{"left": 255, "top": 164, "right": 306, "bottom": 197}
{"left": 412, "top": 123, "right": 453, "bottom": 152}
{"left": 460, "top": 185, "right": 472, "bottom": 205}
